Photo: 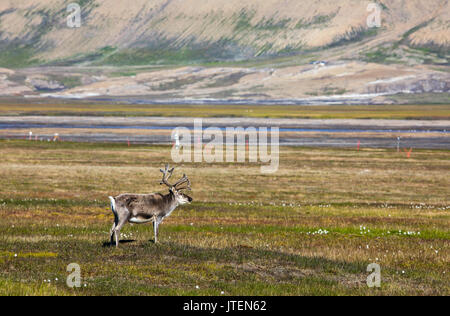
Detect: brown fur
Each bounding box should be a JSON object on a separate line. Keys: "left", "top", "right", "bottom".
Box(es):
{"left": 108, "top": 166, "right": 192, "bottom": 247}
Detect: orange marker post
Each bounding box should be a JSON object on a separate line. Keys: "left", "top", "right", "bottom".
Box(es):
{"left": 403, "top": 148, "right": 412, "bottom": 158}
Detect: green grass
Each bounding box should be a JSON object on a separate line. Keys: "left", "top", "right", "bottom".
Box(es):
{"left": 0, "top": 140, "right": 448, "bottom": 295}
{"left": 363, "top": 43, "right": 449, "bottom": 66}
{"left": 0, "top": 45, "right": 40, "bottom": 68}
{"left": 387, "top": 93, "right": 450, "bottom": 105}
{"left": 109, "top": 71, "right": 137, "bottom": 78}
{"left": 46, "top": 75, "right": 83, "bottom": 89}
{"left": 364, "top": 47, "right": 401, "bottom": 64}
{"left": 295, "top": 14, "right": 336, "bottom": 29}
{"left": 327, "top": 27, "right": 380, "bottom": 49}
{"left": 96, "top": 42, "right": 244, "bottom": 66}
{"left": 0, "top": 101, "right": 449, "bottom": 119}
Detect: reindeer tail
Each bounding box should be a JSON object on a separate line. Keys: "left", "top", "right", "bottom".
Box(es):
{"left": 109, "top": 196, "right": 117, "bottom": 217}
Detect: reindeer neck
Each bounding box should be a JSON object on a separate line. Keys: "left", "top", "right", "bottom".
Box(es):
{"left": 161, "top": 190, "right": 178, "bottom": 216}
{"left": 164, "top": 190, "right": 178, "bottom": 206}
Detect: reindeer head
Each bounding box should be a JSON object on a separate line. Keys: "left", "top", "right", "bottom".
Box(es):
{"left": 160, "top": 164, "right": 193, "bottom": 205}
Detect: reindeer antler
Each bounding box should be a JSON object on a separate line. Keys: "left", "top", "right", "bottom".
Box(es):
{"left": 160, "top": 164, "right": 191, "bottom": 191}
{"left": 173, "top": 174, "right": 191, "bottom": 191}
{"left": 160, "top": 164, "right": 175, "bottom": 187}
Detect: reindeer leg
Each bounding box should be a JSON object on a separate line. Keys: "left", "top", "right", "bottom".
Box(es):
{"left": 114, "top": 209, "right": 130, "bottom": 248}
{"left": 110, "top": 223, "right": 116, "bottom": 246}
{"left": 109, "top": 196, "right": 119, "bottom": 246}
{"left": 110, "top": 214, "right": 119, "bottom": 246}
{"left": 154, "top": 218, "right": 162, "bottom": 244}
{"left": 153, "top": 220, "right": 158, "bottom": 243}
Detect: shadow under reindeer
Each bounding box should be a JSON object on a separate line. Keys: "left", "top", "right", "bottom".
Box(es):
{"left": 102, "top": 239, "right": 136, "bottom": 248}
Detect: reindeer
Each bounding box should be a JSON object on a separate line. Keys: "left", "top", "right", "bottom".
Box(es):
{"left": 108, "top": 164, "right": 192, "bottom": 247}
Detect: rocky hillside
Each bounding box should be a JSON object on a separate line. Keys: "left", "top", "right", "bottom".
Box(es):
{"left": 0, "top": 0, "right": 449, "bottom": 66}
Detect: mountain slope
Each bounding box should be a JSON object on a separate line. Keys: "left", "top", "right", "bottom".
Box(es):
{"left": 0, "top": 0, "right": 448, "bottom": 66}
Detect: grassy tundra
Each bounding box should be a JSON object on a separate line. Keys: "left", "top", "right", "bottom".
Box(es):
{"left": 0, "top": 140, "right": 448, "bottom": 295}
{"left": 0, "top": 102, "right": 449, "bottom": 120}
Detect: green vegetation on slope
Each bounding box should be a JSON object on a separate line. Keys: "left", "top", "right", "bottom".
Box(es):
{"left": 0, "top": 45, "right": 40, "bottom": 68}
